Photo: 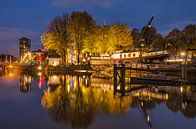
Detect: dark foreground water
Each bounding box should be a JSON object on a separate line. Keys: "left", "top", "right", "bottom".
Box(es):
{"left": 0, "top": 73, "right": 196, "bottom": 129}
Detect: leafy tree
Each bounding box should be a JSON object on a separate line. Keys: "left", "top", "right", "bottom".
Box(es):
{"left": 183, "top": 24, "right": 196, "bottom": 49}
{"left": 165, "top": 28, "right": 185, "bottom": 56}
{"left": 151, "top": 33, "right": 166, "bottom": 50}
{"left": 110, "top": 23, "right": 133, "bottom": 51}
{"left": 68, "top": 11, "right": 96, "bottom": 64}
{"left": 41, "top": 14, "right": 70, "bottom": 65}
{"left": 84, "top": 24, "right": 133, "bottom": 54}
{"left": 83, "top": 26, "right": 107, "bottom": 54}
{"left": 132, "top": 28, "right": 142, "bottom": 48}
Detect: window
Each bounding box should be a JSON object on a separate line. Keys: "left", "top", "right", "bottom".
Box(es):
{"left": 133, "top": 53, "right": 135, "bottom": 57}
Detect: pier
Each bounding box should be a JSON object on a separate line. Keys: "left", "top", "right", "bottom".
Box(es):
{"left": 113, "top": 62, "right": 196, "bottom": 91}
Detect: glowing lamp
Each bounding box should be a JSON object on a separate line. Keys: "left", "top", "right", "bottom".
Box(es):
{"left": 180, "top": 52, "right": 185, "bottom": 57}
{"left": 37, "top": 56, "right": 43, "bottom": 61}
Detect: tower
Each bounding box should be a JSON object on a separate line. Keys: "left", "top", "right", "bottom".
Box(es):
{"left": 19, "top": 38, "right": 31, "bottom": 60}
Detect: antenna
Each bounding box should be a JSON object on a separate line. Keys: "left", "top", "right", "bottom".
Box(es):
{"left": 103, "top": 20, "right": 106, "bottom": 26}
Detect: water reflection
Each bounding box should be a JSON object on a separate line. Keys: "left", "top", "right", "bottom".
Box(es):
{"left": 38, "top": 74, "right": 196, "bottom": 128}
{"left": 42, "top": 74, "right": 132, "bottom": 128}
{"left": 20, "top": 75, "right": 32, "bottom": 92}
{"left": 14, "top": 73, "right": 196, "bottom": 129}
{"left": 165, "top": 86, "right": 196, "bottom": 118}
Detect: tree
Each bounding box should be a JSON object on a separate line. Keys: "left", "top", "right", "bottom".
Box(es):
{"left": 141, "top": 26, "right": 157, "bottom": 48}
{"left": 165, "top": 28, "right": 185, "bottom": 56}
{"left": 83, "top": 25, "right": 107, "bottom": 54}
{"left": 68, "top": 11, "right": 96, "bottom": 64}
{"left": 110, "top": 23, "right": 133, "bottom": 51}
{"left": 183, "top": 24, "right": 196, "bottom": 49}
{"left": 84, "top": 24, "right": 133, "bottom": 54}
{"left": 132, "top": 28, "right": 142, "bottom": 48}
{"left": 41, "top": 14, "right": 70, "bottom": 65}
{"left": 151, "top": 33, "right": 166, "bottom": 50}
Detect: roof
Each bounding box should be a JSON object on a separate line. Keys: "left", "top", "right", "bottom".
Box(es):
{"left": 48, "top": 55, "right": 60, "bottom": 58}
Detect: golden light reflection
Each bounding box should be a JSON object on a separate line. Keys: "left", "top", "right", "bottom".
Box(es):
{"left": 9, "top": 73, "right": 13, "bottom": 77}
{"left": 165, "top": 93, "right": 169, "bottom": 100}
{"left": 74, "top": 77, "right": 77, "bottom": 88}
{"left": 41, "top": 84, "right": 133, "bottom": 120}
{"left": 9, "top": 65, "right": 13, "bottom": 68}
{"left": 20, "top": 75, "right": 32, "bottom": 92}
{"left": 180, "top": 86, "right": 184, "bottom": 93}
{"left": 141, "top": 101, "right": 144, "bottom": 107}
{"left": 67, "top": 84, "right": 70, "bottom": 93}
{"left": 37, "top": 72, "right": 42, "bottom": 76}
{"left": 47, "top": 75, "right": 60, "bottom": 86}
{"left": 147, "top": 115, "right": 150, "bottom": 123}
{"left": 38, "top": 65, "right": 42, "bottom": 70}
{"left": 40, "top": 74, "right": 196, "bottom": 129}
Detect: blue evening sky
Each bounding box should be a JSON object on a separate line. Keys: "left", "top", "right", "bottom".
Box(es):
{"left": 0, "top": 0, "right": 195, "bottom": 56}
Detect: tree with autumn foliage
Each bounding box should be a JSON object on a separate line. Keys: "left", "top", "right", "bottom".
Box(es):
{"left": 41, "top": 14, "right": 70, "bottom": 65}
{"left": 68, "top": 11, "right": 96, "bottom": 64}
{"left": 84, "top": 23, "right": 133, "bottom": 54}
{"left": 83, "top": 26, "right": 106, "bottom": 54}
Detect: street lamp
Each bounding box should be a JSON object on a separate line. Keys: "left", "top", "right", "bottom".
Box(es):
{"left": 180, "top": 52, "right": 185, "bottom": 57}
{"left": 140, "top": 42, "right": 144, "bottom": 58}
{"left": 180, "top": 51, "right": 187, "bottom": 83}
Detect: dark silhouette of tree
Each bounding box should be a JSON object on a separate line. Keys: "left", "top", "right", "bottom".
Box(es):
{"left": 132, "top": 28, "right": 142, "bottom": 48}
{"left": 151, "top": 33, "right": 166, "bottom": 50}
{"left": 166, "top": 91, "right": 196, "bottom": 119}
{"left": 141, "top": 26, "right": 157, "bottom": 49}
{"left": 183, "top": 24, "right": 196, "bottom": 49}
{"left": 165, "top": 28, "right": 185, "bottom": 56}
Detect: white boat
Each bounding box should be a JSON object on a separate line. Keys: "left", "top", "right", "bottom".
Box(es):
{"left": 111, "top": 50, "right": 168, "bottom": 60}
{"left": 90, "top": 50, "right": 168, "bottom": 65}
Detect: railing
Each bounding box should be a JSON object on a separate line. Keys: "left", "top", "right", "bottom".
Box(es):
{"left": 143, "top": 50, "right": 168, "bottom": 57}
{"left": 20, "top": 52, "right": 32, "bottom": 64}
{"left": 124, "top": 62, "right": 180, "bottom": 71}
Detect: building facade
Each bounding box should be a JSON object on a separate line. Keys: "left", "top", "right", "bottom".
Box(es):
{"left": 19, "top": 38, "right": 31, "bottom": 60}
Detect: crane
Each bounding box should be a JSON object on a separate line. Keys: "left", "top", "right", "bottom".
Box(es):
{"left": 142, "top": 16, "right": 156, "bottom": 49}
{"left": 147, "top": 16, "right": 155, "bottom": 28}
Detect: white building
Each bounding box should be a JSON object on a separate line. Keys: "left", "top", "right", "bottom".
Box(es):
{"left": 48, "top": 55, "right": 60, "bottom": 66}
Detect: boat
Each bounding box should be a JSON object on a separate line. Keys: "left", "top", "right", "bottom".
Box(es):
{"left": 89, "top": 50, "right": 169, "bottom": 65}
{"left": 111, "top": 50, "right": 168, "bottom": 61}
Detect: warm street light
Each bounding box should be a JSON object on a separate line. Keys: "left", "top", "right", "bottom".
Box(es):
{"left": 180, "top": 52, "right": 185, "bottom": 57}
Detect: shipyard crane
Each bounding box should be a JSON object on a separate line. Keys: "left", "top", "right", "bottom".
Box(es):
{"left": 147, "top": 16, "right": 155, "bottom": 28}
{"left": 142, "top": 16, "right": 156, "bottom": 49}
